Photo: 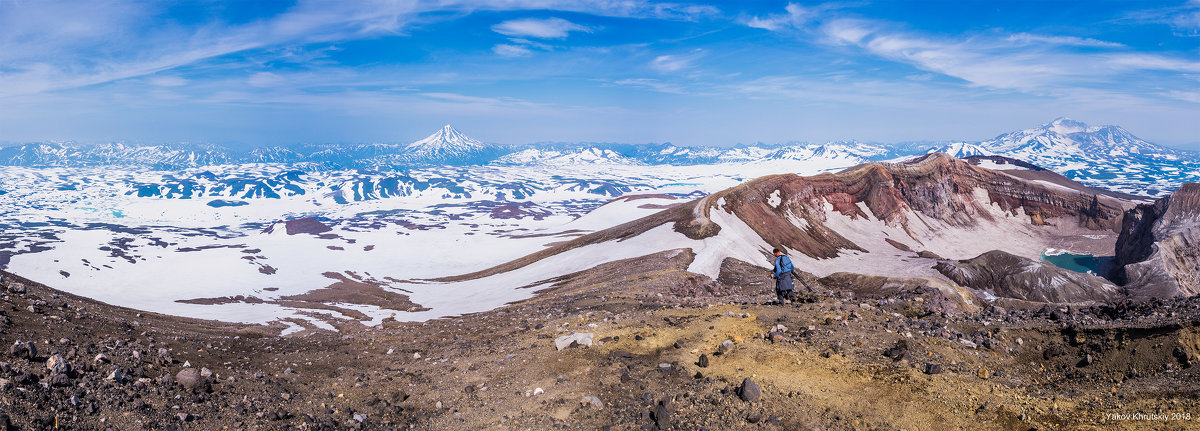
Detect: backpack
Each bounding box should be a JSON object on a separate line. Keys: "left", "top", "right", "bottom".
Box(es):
{"left": 776, "top": 255, "right": 794, "bottom": 274}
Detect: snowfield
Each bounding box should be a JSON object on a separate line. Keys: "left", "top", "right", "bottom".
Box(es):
{"left": 0, "top": 158, "right": 868, "bottom": 328}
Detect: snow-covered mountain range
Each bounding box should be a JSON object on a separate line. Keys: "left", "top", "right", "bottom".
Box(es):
{"left": 0, "top": 117, "right": 1193, "bottom": 328}
{"left": 0, "top": 119, "right": 1196, "bottom": 196}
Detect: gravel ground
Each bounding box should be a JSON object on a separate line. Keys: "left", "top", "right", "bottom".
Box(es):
{"left": 1, "top": 249, "right": 1199, "bottom": 430}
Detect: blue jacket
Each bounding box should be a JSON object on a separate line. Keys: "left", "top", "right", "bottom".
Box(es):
{"left": 773, "top": 255, "right": 794, "bottom": 279}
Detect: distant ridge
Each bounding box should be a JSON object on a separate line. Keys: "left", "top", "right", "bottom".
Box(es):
{"left": 0, "top": 119, "right": 1197, "bottom": 196}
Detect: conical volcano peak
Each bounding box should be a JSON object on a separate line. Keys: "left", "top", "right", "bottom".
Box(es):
{"left": 401, "top": 124, "right": 492, "bottom": 164}
{"left": 407, "top": 125, "right": 486, "bottom": 151}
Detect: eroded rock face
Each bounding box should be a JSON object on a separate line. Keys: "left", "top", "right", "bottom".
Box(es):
{"left": 934, "top": 250, "right": 1120, "bottom": 304}
{"left": 680, "top": 153, "right": 1123, "bottom": 260}
{"left": 1114, "top": 183, "right": 1200, "bottom": 299}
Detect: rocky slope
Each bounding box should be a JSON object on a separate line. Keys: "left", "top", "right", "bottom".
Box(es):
{"left": 3, "top": 250, "right": 1200, "bottom": 430}
{"left": 1114, "top": 183, "right": 1200, "bottom": 299}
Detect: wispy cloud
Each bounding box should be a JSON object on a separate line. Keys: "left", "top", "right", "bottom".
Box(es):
{"left": 650, "top": 50, "right": 705, "bottom": 73}
{"left": 1006, "top": 33, "right": 1125, "bottom": 48}
{"left": 1123, "top": 0, "right": 1200, "bottom": 37}
{"left": 610, "top": 78, "right": 687, "bottom": 94}
{"left": 493, "top": 43, "right": 534, "bottom": 57}
{"left": 744, "top": 3, "right": 816, "bottom": 31}
{"left": 492, "top": 17, "right": 591, "bottom": 39}
{"left": 0, "top": 0, "right": 423, "bottom": 98}
{"left": 815, "top": 18, "right": 1200, "bottom": 92}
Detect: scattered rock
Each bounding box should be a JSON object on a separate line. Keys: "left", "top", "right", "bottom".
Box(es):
{"left": 718, "top": 340, "right": 735, "bottom": 354}
{"left": 176, "top": 367, "right": 209, "bottom": 392}
{"left": 7, "top": 283, "right": 25, "bottom": 294}
{"left": 46, "top": 354, "right": 69, "bottom": 374}
{"left": 697, "top": 354, "right": 709, "bottom": 368}
{"left": 107, "top": 369, "right": 123, "bottom": 383}
{"left": 554, "top": 333, "right": 594, "bottom": 351}
{"left": 580, "top": 395, "right": 604, "bottom": 409}
{"left": 924, "top": 363, "right": 944, "bottom": 375}
{"left": 47, "top": 373, "right": 70, "bottom": 387}
{"left": 9, "top": 340, "right": 36, "bottom": 359}
{"left": 652, "top": 403, "right": 670, "bottom": 429}
{"left": 739, "top": 377, "right": 762, "bottom": 402}
{"left": 1044, "top": 344, "right": 1066, "bottom": 360}
{"left": 883, "top": 340, "right": 908, "bottom": 361}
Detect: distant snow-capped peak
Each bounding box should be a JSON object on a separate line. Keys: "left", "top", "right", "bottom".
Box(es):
{"left": 928, "top": 142, "right": 996, "bottom": 158}
{"left": 980, "top": 117, "right": 1161, "bottom": 155}
{"left": 405, "top": 125, "right": 488, "bottom": 154}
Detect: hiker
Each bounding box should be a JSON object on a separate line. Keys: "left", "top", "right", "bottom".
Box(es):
{"left": 770, "top": 248, "right": 795, "bottom": 303}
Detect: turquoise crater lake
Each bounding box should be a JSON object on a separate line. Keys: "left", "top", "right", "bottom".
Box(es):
{"left": 1041, "top": 250, "right": 1111, "bottom": 275}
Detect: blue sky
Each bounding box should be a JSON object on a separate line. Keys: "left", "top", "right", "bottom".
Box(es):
{"left": 0, "top": 0, "right": 1198, "bottom": 149}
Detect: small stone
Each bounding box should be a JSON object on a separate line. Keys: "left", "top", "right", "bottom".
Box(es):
{"left": 924, "top": 363, "right": 943, "bottom": 375}
{"left": 554, "top": 333, "right": 594, "bottom": 351}
{"left": 9, "top": 340, "right": 36, "bottom": 359}
{"left": 698, "top": 354, "right": 709, "bottom": 368}
{"left": 533, "top": 387, "right": 544, "bottom": 396}
{"left": 413, "top": 352, "right": 421, "bottom": 359}
{"left": 94, "top": 353, "right": 110, "bottom": 364}
{"left": 718, "top": 340, "right": 735, "bottom": 354}
{"left": 977, "top": 368, "right": 989, "bottom": 379}
{"left": 46, "top": 354, "right": 69, "bottom": 374}
{"left": 177, "top": 413, "right": 194, "bottom": 422}
{"left": 353, "top": 413, "right": 367, "bottom": 423}
{"left": 200, "top": 367, "right": 213, "bottom": 378}
{"left": 48, "top": 373, "right": 70, "bottom": 387}
{"left": 7, "top": 283, "right": 25, "bottom": 294}
{"left": 580, "top": 395, "right": 604, "bottom": 409}
{"left": 107, "top": 369, "right": 123, "bottom": 382}
{"left": 612, "top": 350, "right": 633, "bottom": 359}
{"left": 176, "top": 367, "right": 208, "bottom": 392}
{"left": 739, "top": 377, "right": 762, "bottom": 402}
{"left": 653, "top": 403, "right": 670, "bottom": 429}
{"left": 747, "top": 413, "right": 762, "bottom": 423}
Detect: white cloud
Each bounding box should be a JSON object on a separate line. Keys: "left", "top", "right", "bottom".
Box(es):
{"left": 493, "top": 44, "right": 534, "bottom": 57}
{"left": 744, "top": 3, "right": 813, "bottom": 31}
{"left": 492, "top": 17, "right": 590, "bottom": 39}
{"left": 610, "top": 78, "right": 686, "bottom": 94}
{"left": 650, "top": 50, "right": 704, "bottom": 73}
{"left": 444, "top": 0, "right": 719, "bottom": 21}
{"left": 1006, "top": 33, "right": 1125, "bottom": 48}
